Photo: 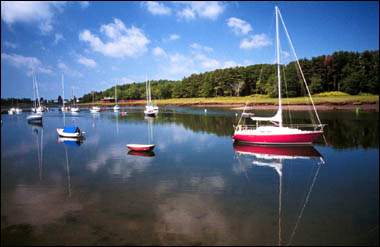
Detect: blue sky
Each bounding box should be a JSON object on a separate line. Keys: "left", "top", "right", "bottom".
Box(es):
{"left": 1, "top": 1, "right": 379, "bottom": 100}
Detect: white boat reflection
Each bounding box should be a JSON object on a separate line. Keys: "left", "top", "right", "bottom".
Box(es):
{"left": 31, "top": 123, "right": 44, "bottom": 181}
{"left": 233, "top": 143, "right": 324, "bottom": 246}
{"left": 58, "top": 137, "right": 84, "bottom": 147}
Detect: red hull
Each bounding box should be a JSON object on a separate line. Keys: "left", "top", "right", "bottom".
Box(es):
{"left": 126, "top": 144, "right": 155, "bottom": 151}
{"left": 232, "top": 131, "right": 323, "bottom": 145}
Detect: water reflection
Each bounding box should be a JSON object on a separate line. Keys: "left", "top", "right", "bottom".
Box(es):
{"left": 58, "top": 137, "right": 84, "bottom": 147}
{"left": 31, "top": 123, "right": 44, "bottom": 181}
{"left": 233, "top": 143, "right": 324, "bottom": 245}
{"left": 127, "top": 150, "right": 155, "bottom": 157}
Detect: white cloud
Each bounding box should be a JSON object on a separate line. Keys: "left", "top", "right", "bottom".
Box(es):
{"left": 176, "top": 1, "right": 224, "bottom": 20}
{"left": 190, "top": 43, "right": 213, "bottom": 53}
{"left": 79, "top": 18, "right": 150, "bottom": 58}
{"left": 223, "top": 60, "right": 240, "bottom": 68}
{"left": 1, "top": 53, "right": 53, "bottom": 75}
{"left": 77, "top": 55, "right": 97, "bottom": 67}
{"left": 4, "top": 41, "right": 17, "bottom": 49}
{"left": 79, "top": 1, "right": 90, "bottom": 8}
{"left": 240, "top": 34, "right": 272, "bottom": 49}
{"left": 169, "top": 34, "right": 180, "bottom": 40}
{"left": 163, "top": 33, "right": 180, "bottom": 42}
{"left": 53, "top": 33, "right": 64, "bottom": 45}
{"left": 177, "top": 8, "right": 196, "bottom": 20}
{"left": 281, "top": 50, "right": 290, "bottom": 60}
{"left": 227, "top": 17, "right": 252, "bottom": 35}
{"left": 152, "top": 46, "right": 166, "bottom": 57}
{"left": 57, "top": 61, "right": 83, "bottom": 77}
{"left": 167, "top": 53, "right": 196, "bottom": 74}
{"left": 1, "top": 1, "right": 66, "bottom": 33}
{"left": 144, "top": 1, "right": 171, "bottom": 15}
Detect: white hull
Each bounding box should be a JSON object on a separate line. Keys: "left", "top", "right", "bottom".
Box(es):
{"left": 56, "top": 128, "right": 83, "bottom": 138}
{"left": 27, "top": 113, "right": 43, "bottom": 121}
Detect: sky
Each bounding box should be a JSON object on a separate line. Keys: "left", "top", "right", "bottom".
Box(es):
{"left": 1, "top": 1, "right": 379, "bottom": 100}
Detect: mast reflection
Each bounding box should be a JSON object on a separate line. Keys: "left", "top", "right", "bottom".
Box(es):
{"left": 233, "top": 143, "right": 325, "bottom": 246}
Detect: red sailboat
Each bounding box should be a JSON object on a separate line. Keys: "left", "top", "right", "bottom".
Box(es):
{"left": 232, "top": 6, "right": 325, "bottom": 145}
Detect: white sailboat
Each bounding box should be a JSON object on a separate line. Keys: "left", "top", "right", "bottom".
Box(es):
{"left": 90, "top": 90, "right": 100, "bottom": 113}
{"left": 70, "top": 87, "right": 80, "bottom": 112}
{"left": 144, "top": 77, "right": 158, "bottom": 117}
{"left": 61, "top": 73, "right": 69, "bottom": 112}
{"left": 233, "top": 6, "right": 326, "bottom": 145}
{"left": 113, "top": 85, "right": 120, "bottom": 111}
{"left": 27, "top": 72, "right": 43, "bottom": 122}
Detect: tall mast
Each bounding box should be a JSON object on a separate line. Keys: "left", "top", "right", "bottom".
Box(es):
{"left": 275, "top": 6, "right": 283, "bottom": 127}
{"left": 62, "top": 73, "right": 65, "bottom": 109}
{"left": 115, "top": 85, "right": 117, "bottom": 104}
{"left": 35, "top": 73, "right": 41, "bottom": 108}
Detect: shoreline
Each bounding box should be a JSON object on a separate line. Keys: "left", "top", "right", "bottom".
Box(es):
{"left": 2, "top": 102, "right": 378, "bottom": 113}
{"left": 84, "top": 102, "right": 379, "bottom": 111}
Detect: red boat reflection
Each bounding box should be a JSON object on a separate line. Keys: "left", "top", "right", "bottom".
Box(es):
{"left": 127, "top": 150, "right": 155, "bottom": 157}
{"left": 233, "top": 142, "right": 322, "bottom": 159}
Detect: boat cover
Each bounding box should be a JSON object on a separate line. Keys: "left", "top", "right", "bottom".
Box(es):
{"left": 63, "top": 126, "right": 79, "bottom": 133}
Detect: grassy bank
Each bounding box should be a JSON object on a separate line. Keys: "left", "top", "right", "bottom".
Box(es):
{"left": 84, "top": 94, "right": 379, "bottom": 106}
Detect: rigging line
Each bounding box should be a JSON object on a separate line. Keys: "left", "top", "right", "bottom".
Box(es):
{"left": 287, "top": 162, "right": 322, "bottom": 246}
{"left": 236, "top": 101, "right": 249, "bottom": 128}
{"left": 278, "top": 9, "right": 322, "bottom": 128}
{"left": 281, "top": 62, "right": 293, "bottom": 127}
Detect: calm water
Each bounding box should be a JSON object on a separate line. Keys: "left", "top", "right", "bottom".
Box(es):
{"left": 1, "top": 107, "right": 379, "bottom": 246}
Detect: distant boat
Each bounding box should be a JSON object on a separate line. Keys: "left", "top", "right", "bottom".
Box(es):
{"left": 27, "top": 71, "right": 43, "bottom": 122}
{"left": 57, "top": 126, "right": 85, "bottom": 138}
{"left": 70, "top": 87, "right": 80, "bottom": 112}
{"left": 8, "top": 108, "right": 15, "bottom": 115}
{"left": 144, "top": 77, "right": 158, "bottom": 117}
{"left": 61, "top": 73, "right": 69, "bottom": 112}
{"left": 90, "top": 90, "right": 100, "bottom": 113}
{"left": 113, "top": 85, "right": 120, "bottom": 111}
{"left": 232, "top": 6, "right": 325, "bottom": 145}
{"left": 27, "top": 113, "right": 43, "bottom": 122}
{"left": 15, "top": 108, "right": 22, "bottom": 114}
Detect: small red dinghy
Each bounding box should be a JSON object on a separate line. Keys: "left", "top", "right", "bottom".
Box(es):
{"left": 126, "top": 144, "right": 155, "bottom": 151}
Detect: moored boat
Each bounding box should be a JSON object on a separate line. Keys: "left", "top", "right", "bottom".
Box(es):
{"left": 57, "top": 126, "right": 85, "bottom": 138}
{"left": 126, "top": 144, "right": 155, "bottom": 151}
{"left": 232, "top": 6, "right": 326, "bottom": 145}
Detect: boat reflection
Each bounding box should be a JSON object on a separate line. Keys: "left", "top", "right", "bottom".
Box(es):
{"left": 233, "top": 143, "right": 323, "bottom": 159}
{"left": 58, "top": 137, "right": 85, "bottom": 147}
{"left": 30, "top": 122, "right": 44, "bottom": 181}
{"left": 27, "top": 121, "right": 43, "bottom": 128}
{"left": 127, "top": 150, "right": 155, "bottom": 157}
{"left": 233, "top": 143, "right": 324, "bottom": 246}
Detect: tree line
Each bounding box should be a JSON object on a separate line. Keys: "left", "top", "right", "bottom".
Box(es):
{"left": 2, "top": 50, "right": 378, "bottom": 107}
{"left": 81, "top": 50, "right": 378, "bottom": 103}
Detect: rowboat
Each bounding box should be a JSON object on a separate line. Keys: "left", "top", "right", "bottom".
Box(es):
{"left": 126, "top": 144, "right": 155, "bottom": 151}
{"left": 56, "top": 126, "right": 85, "bottom": 138}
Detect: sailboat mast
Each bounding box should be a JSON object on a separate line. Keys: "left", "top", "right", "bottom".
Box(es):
{"left": 32, "top": 74, "right": 37, "bottom": 109}
{"left": 35, "top": 73, "right": 41, "bottom": 108}
{"left": 275, "top": 6, "right": 283, "bottom": 128}
{"left": 115, "top": 86, "right": 117, "bottom": 104}
{"left": 62, "top": 73, "right": 65, "bottom": 109}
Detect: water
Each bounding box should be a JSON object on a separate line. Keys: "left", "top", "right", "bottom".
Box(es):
{"left": 1, "top": 107, "right": 378, "bottom": 245}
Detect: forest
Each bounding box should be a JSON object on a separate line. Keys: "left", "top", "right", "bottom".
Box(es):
{"left": 81, "top": 50, "right": 378, "bottom": 103}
